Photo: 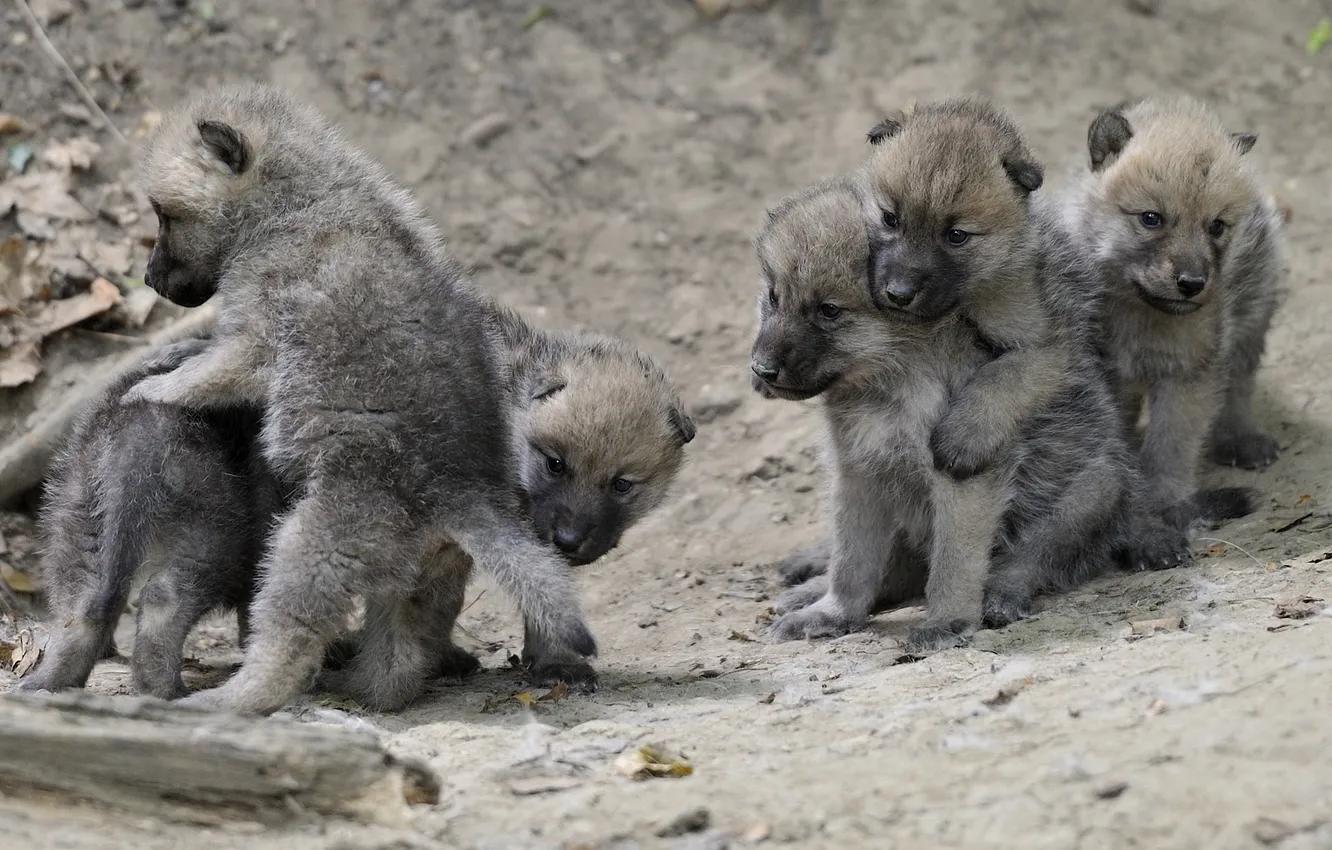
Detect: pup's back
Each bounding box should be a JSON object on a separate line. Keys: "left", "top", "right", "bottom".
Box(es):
{"left": 20, "top": 341, "right": 285, "bottom": 699}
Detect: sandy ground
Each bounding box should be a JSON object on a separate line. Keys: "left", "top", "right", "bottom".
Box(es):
{"left": 3, "top": 1, "right": 1332, "bottom": 847}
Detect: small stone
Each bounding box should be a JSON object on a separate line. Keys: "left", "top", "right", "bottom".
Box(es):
{"left": 656, "top": 807, "right": 710, "bottom": 837}
{"left": 462, "top": 113, "right": 512, "bottom": 148}
{"left": 1125, "top": 0, "right": 1161, "bottom": 14}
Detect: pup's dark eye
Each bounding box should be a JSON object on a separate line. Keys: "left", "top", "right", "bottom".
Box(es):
{"left": 1207, "top": 219, "right": 1227, "bottom": 238}
{"left": 546, "top": 456, "right": 566, "bottom": 475}
{"left": 945, "top": 229, "right": 970, "bottom": 246}
{"left": 767, "top": 284, "right": 778, "bottom": 307}
{"left": 818, "top": 303, "right": 842, "bottom": 320}
{"left": 611, "top": 477, "right": 634, "bottom": 494}
{"left": 881, "top": 209, "right": 899, "bottom": 229}
{"left": 1139, "top": 211, "right": 1163, "bottom": 229}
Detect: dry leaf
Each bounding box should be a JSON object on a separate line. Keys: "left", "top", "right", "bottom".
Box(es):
{"left": 614, "top": 744, "right": 693, "bottom": 780}
{"left": 538, "top": 682, "right": 569, "bottom": 702}
{"left": 0, "top": 560, "right": 37, "bottom": 594}
{"left": 79, "top": 239, "right": 133, "bottom": 279}
{"left": 0, "top": 235, "right": 33, "bottom": 314}
{"left": 0, "top": 639, "right": 13, "bottom": 666}
{"left": 1274, "top": 597, "right": 1324, "bottom": 620}
{"left": 40, "top": 137, "right": 101, "bottom": 173}
{"left": 0, "top": 114, "right": 24, "bottom": 135}
{"left": 982, "top": 678, "right": 1032, "bottom": 708}
{"left": 1128, "top": 616, "right": 1184, "bottom": 637}
{"left": 0, "top": 337, "right": 42, "bottom": 387}
{"left": 12, "top": 628, "right": 41, "bottom": 677}
{"left": 514, "top": 690, "right": 536, "bottom": 707}
{"left": 1297, "top": 494, "right": 1314, "bottom": 506}
{"left": 727, "top": 629, "right": 755, "bottom": 642}
{"left": 8, "top": 171, "right": 94, "bottom": 222}
{"left": 35, "top": 277, "right": 122, "bottom": 335}
{"left": 1203, "top": 543, "right": 1227, "bottom": 557}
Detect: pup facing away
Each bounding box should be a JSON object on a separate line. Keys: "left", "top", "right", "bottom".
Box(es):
{"left": 1062, "top": 94, "right": 1285, "bottom": 518}
{"left": 753, "top": 181, "right": 1147, "bottom": 647}
{"left": 122, "top": 82, "right": 596, "bottom": 715}
{"left": 17, "top": 338, "right": 291, "bottom": 700}
{"left": 325, "top": 304, "right": 696, "bottom": 706}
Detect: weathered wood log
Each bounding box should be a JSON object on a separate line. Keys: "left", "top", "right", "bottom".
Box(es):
{"left": 0, "top": 691, "right": 440, "bottom": 827}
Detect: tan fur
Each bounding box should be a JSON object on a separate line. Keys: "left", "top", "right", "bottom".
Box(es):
{"left": 1062, "top": 93, "right": 1286, "bottom": 507}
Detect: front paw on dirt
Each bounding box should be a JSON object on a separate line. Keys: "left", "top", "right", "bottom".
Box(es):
{"left": 767, "top": 605, "right": 863, "bottom": 642}
{"left": 906, "top": 619, "right": 975, "bottom": 651}
{"left": 1210, "top": 432, "right": 1279, "bottom": 470}
{"left": 928, "top": 425, "right": 995, "bottom": 481}
{"left": 433, "top": 646, "right": 482, "bottom": 680}
{"left": 528, "top": 659, "right": 599, "bottom": 694}
{"left": 1127, "top": 526, "right": 1192, "bottom": 572}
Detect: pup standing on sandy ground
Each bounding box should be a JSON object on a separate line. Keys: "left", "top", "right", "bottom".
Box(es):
{"left": 1060, "top": 94, "right": 1286, "bottom": 522}
{"left": 17, "top": 339, "right": 291, "bottom": 700}
{"left": 121, "top": 82, "right": 596, "bottom": 715}
{"left": 325, "top": 301, "right": 696, "bottom": 709}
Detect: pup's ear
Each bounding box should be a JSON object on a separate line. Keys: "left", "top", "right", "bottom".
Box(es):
{"left": 198, "top": 120, "right": 252, "bottom": 175}
{"left": 1231, "top": 132, "right": 1258, "bottom": 155}
{"left": 866, "top": 112, "right": 906, "bottom": 145}
{"left": 1088, "top": 109, "right": 1133, "bottom": 172}
{"left": 530, "top": 373, "right": 567, "bottom": 402}
{"left": 1003, "top": 158, "right": 1044, "bottom": 193}
{"left": 668, "top": 404, "right": 696, "bottom": 445}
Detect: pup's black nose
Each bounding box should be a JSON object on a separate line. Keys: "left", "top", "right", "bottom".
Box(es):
{"left": 1176, "top": 273, "right": 1206, "bottom": 298}
{"left": 553, "top": 526, "right": 585, "bottom": 555}
{"left": 880, "top": 280, "right": 917, "bottom": 308}
{"left": 751, "top": 359, "right": 780, "bottom": 382}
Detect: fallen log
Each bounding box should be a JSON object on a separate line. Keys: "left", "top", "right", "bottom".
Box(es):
{"left": 0, "top": 691, "right": 440, "bottom": 827}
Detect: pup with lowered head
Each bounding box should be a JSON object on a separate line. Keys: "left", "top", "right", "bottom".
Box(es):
{"left": 17, "top": 338, "right": 292, "bottom": 700}
{"left": 1061, "top": 94, "right": 1285, "bottom": 523}
{"left": 326, "top": 302, "right": 696, "bottom": 708}
{"left": 121, "top": 82, "right": 596, "bottom": 715}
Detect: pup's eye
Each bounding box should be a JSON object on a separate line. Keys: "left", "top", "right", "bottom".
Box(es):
{"left": 818, "top": 303, "right": 842, "bottom": 320}
{"left": 881, "top": 209, "right": 899, "bottom": 229}
{"left": 546, "top": 456, "right": 566, "bottom": 475}
{"left": 767, "top": 284, "right": 778, "bottom": 307}
{"left": 1207, "top": 219, "right": 1227, "bottom": 238}
{"left": 611, "top": 477, "right": 634, "bottom": 494}
{"left": 945, "top": 229, "right": 970, "bottom": 246}
{"left": 1139, "top": 211, "right": 1163, "bottom": 229}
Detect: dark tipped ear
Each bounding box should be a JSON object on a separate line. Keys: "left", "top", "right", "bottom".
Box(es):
{"left": 866, "top": 113, "right": 905, "bottom": 146}
{"left": 1003, "top": 159, "right": 1044, "bottom": 193}
{"left": 530, "top": 374, "right": 566, "bottom": 402}
{"left": 668, "top": 405, "right": 696, "bottom": 445}
{"left": 198, "top": 120, "right": 251, "bottom": 175}
{"left": 1232, "top": 132, "right": 1257, "bottom": 155}
{"left": 1088, "top": 109, "right": 1133, "bottom": 172}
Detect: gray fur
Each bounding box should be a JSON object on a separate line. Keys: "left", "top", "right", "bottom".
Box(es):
{"left": 124, "top": 83, "right": 595, "bottom": 714}
{"left": 17, "top": 339, "right": 291, "bottom": 700}
{"left": 753, "top": 174, "right": 1149, "bottom": 648}
{"left": 1063, "top": 95, "right": 1284, "bottom": 517}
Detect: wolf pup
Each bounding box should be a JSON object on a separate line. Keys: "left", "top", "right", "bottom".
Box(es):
{"left": 18, "top": 338, "right": 290, "bottom": 700}
{"left": 122, "top": 83, "right": 596, "bottom": 715}
{"left": 1061, "top": 94, "right": 1284, "bottom": 521}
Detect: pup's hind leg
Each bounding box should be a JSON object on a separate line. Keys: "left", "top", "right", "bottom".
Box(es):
{"left": 177, "top": 491, "right": 414, "bottom": 715}
{"left": 131, "top": 530, "right": 246, "bottom": 699}
{"left": 984, "top": 462, "right": 1124, "bottom": 628}
{"left": 326, "top": 543, "right": 477, "bottom": 712}
{"left": 1208, "top": 368, "right": 1279, "bottom": 470}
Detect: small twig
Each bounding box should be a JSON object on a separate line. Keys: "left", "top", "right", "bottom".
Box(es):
{"left": 14, "top": 0, "right": 130, "bottom": 148}
{"left": 1195, "top": 537, "right": 1266, "bottom": 568}
{"left": 458, "top": 588, "right": 486, "bottom": 616}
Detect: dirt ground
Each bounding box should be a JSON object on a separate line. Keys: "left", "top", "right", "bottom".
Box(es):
{"left": 3, "top": 0, "right": 1332, "bottom": 848}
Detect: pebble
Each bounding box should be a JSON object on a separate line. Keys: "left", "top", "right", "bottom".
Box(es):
{"left": 461, "top": 113, "right": 512, "bottom": 148}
